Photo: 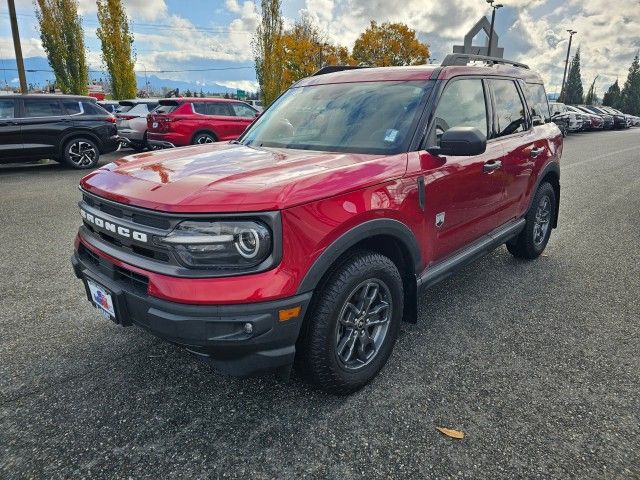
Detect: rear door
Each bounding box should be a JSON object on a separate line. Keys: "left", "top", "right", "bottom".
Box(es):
{"left": 486, "top": 78, "right": 543, "bottom": 225}
{"left": 0, "top": 98, "right": 22, "bottom": 161}
{"left": 195, "top": 102, "right": 237, "bottom": 140}
{"left": 18, "top": 97, "right": 72, "bottom": 159}
{"left": 420, "top": 77, "right": 506, "bottom": 261}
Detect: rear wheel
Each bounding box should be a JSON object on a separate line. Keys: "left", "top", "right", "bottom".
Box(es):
{"left": 62, "top": 137, "right": 100, "bottom": 169}
{"left": 507, "top": 182, "right": 556, "bottom": 259}
{"left": 192, "top": 132, "right": 217, "bottom": 144}
{"left": 297, "top": 251, "right": 404, "bottom": 394}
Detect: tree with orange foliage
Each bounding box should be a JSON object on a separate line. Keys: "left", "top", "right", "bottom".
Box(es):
{"left": 353, "top": 21, "right": 429, "bottom": 67}
{"left": 281, "top": 14, "right": 356, "bottom": 86}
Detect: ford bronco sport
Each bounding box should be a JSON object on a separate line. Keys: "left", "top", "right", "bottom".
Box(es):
{"left": 72, "top": 54, "right": 562, "bottom": 393}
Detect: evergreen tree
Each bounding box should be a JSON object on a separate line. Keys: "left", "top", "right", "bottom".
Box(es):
{"left": 602, "top": 79, "right": 621, "bottom": 108}
{"left": 96, "top": 0, "right": 137, "bottom": 100}
{"left": 563, "top": 48, "right": 584, "bottom": 105}
{"left": 35, "top": 0, "right": 88, "bottom": 95}
{"left": 585, "top": 76, "right": 598, "bottom": 105}
{"left": 184, "top": 89, "right": 192, "bottom": 97}
{"left": 620, "top": 53, "right": 640, "bottom": 115}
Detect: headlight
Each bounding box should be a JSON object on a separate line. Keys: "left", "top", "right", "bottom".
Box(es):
{"left": 161, "top": 220, "right": 272, "bottom": 269}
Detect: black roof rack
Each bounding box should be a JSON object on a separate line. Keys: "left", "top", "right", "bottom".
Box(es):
{"left": 312, "top": 65, "right": 367, "bottom": 76}
{"left": 441, "top": 54, "right": 529, "bottom": 70}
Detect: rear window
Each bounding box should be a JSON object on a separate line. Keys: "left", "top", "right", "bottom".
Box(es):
{"left": 525, "top": 83, "right": 551, "bottom": 123}
{"left": 116, "top": 104, "right": 133, "bottom": 113}
{"left": 155, "top": 102, "right": 180, "bottom": 114}
{"left": 127, "top": 103, "right": 154, "bottom": 116}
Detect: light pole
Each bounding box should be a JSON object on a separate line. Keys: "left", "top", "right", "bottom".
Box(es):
{"left": 7, "top": 0, "right": 27, "bottom": 93}
{"left": 560, "top": 29, "right": 577, "bottom": 103}
{"left": 486, "top": 0, "right": 503, "bottom": 57}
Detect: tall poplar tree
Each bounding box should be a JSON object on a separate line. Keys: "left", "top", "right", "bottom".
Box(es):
{"left": 585, "top": 76, "right": 598, "bottom": 105}
{"left": 35, "top": 0, "right": 88, "bottom": 95}
{"left": 253, "top": 0, "right": 284, "bottom": 107}
{"left": 96, "top": 0, "right": 137, "bottom": 99}
{"left": 563, "top": 48, "right": 584, "bottom": 105}
{"left": 620, "top": 53, "right": 640, "bottom": 115}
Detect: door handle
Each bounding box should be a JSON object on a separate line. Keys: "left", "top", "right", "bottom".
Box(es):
{"left": 483, "top": 160, "right": 502, "bottom": 173}
{"left": 530, "top": 146, "right": 545, "bottom": 158}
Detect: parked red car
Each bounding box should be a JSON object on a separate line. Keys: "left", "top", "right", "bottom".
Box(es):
{"left": 73, "top": 55, "right": 562, "bottom": 393}
{"left": 147, "top": 97, "right": 258, "bottom": 147}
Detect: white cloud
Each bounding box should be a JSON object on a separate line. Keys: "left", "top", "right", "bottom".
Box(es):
{"left": 216, "top": 79, "right": 259, "bottom": 92}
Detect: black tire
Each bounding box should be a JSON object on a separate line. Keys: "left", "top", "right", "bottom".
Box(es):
{"left": 297, "top": 250, "right": 404, "bottom": 394}
{"left": 62, "top": 137, "right": 100, "bottom": 169}
{"left": 507, "top": 182, "right": 556, "bottom": 259}
{"left": 192, "top": 132, "right": 217, "bottom": 145}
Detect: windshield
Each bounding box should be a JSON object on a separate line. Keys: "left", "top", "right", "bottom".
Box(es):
{"left": 240, "top": 81, "right": 432, "bottom": 154}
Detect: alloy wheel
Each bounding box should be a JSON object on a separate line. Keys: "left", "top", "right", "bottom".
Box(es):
{"left": 68, "top": 141, "right": 97, "bottom": 167}
{"left": 196, "top": 135, "right": 215, "bottom": 144}
{"left": 334, "top": 279, "right": 392, "bottom": 371}
{"left": 533, "top": 195, "right": 551, "bottom": 246}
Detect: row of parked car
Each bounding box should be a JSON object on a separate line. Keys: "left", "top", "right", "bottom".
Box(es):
{"left": 99, "top": 97, "right": 260, "bottom": 151}
{"left": 550, "top": 102, "right": 640, "bottom": 135}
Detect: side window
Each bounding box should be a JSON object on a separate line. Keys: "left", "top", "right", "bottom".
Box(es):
{"left": 22, "top": 99, "right": 64, "bottom": 117}
{"left": 525, "top": 83, "right": 551, "bottom": 123}
{"left": 84, "top": 102, "right": 107, "bottom": 115}
{"left": 430, "top": 79, "right": 488, "bottom": 146}
{"left": 63, "top": 101, "right": 82, "bottom": 115}
{"left": 206, "top": 102, "right": 233, "bottom": 116}
{"left": 0, "top": 99, "right": 15, "bottom": 118}
{"left": 192, "top": 102, "right": 207, "bottom": 114}
{"left": 490, "top": 79, "right": 527, "bottom": 137}
{"left": 231, "top": 103, "right": 257, "bottom": 118}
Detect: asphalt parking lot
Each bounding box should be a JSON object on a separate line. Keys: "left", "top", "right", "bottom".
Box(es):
{"left": 1, "top": 130, "right": 639, "bottom": 479}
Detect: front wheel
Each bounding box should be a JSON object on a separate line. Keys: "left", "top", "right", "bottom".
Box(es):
{"left": 62, "top": 138, "right": 100, "bottom": 169}
{"left": 297, "top": 251, "right": 404, "bottom": 394}
{"left": 507, "top": 182, "right": 556, "bottom": 259}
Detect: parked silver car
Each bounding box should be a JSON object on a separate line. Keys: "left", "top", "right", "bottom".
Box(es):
{"left": 116, "top": 99, "right": 160, "bottom": 151}
{"left": 550, "top": 102, "right": 583, "bottom": 132}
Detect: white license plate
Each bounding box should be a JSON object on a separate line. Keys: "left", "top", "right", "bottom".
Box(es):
{"left": 87, "top": 279, "right": 116, "bottom": 319}
{"left": 152, "top": 122, "right": 158, "bottom": 128}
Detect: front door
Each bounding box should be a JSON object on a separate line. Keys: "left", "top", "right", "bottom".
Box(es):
{"left": 0, "top": 98, "right": 23, "bottom": 162}
{"left": 420, "top": 77, "right": 506, "bottom": 262}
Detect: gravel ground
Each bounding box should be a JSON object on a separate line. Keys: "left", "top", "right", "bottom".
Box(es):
{"left": 1, "top": 130, "right": 639, "bottom": 479}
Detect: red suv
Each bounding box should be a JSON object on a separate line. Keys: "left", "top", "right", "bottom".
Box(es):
{"left": 147, "top": 97, "right": 258, "bottom": 148}
{"left": 72, "top": 55, "right": 562, "bottom": 393}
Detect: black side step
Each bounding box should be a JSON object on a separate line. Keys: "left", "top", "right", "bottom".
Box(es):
{"left": 417, "top": 218, "right": 525, "bottom": 290}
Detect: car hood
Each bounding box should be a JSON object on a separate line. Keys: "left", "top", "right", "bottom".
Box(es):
{"left": 80, "top": 143, "right": 407, "bottom": 213}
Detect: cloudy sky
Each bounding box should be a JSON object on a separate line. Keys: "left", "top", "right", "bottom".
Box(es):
{"left": 1, "top": 0, "right": 639, "bottom": 95}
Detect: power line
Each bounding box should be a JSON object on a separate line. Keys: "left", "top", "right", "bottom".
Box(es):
{"left": 0, "top": 66, "right": 254, "bottom": 74}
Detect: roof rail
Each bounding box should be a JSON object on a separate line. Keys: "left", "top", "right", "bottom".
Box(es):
{"left": 441, "top": 54, "right": 529, "bottom": 70}
{"left": 312, "top": 65, "right": 367, "bottom": 76}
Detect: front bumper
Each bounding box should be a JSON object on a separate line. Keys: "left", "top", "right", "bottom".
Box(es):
{"left": 71, "top": 248, "right": 312, "bottom": 376}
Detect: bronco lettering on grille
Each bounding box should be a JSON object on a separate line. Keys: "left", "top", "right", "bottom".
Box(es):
{"left": 81, "top": 209, "right": 148, "bottom": 243}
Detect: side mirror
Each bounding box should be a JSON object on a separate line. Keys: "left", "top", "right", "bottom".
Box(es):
{"left": 254, "top": 112, "right": 261, "bottom": 118}
{"left": 427, "top": 126, "right": 486, "bottom": 157}
{"left": 531, "top": 115, "right": 544, "bottom": 126}
{"left": 553, "top": 111, "right": 561, "bottom": 116}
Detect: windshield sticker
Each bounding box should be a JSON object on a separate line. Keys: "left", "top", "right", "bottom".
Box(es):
{"left": 384, "top": 129, "right": 399, "bottom": 143}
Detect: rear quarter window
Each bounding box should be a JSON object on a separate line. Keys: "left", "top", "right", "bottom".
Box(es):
{"left": 0, "top": 99, "right": 16, "bottom": 118}
{"left": 525, "top": 83, "right": 551, "bottom": 123}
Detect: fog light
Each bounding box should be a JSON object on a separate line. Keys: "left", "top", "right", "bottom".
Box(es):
{"left": 243, "top": 322, "right": 253, "bottom": 334}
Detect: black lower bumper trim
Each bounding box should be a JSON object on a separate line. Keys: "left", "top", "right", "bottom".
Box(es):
{"left": 72, "top": 250, "right": 312, "bottom": 376}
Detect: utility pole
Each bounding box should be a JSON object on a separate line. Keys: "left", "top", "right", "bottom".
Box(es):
{"left": 486, "top": 0, "right": 503, "bottom": 57}
{"left": 560, "top": 29, "right": 577, "bottom": 103}
{"left": 7, "top": 0, "right": 27, "bottom": 93}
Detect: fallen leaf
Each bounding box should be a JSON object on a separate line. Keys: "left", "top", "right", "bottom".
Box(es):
{"left": 436, "top": 427, "right": 465, "bottom": 439}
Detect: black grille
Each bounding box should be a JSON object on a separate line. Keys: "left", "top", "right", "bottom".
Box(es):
{"left": 83, "top": 193, "right": 170, "bottom": 229}
{"left": 79, "top": 245, "right": 149, "bottom": 294}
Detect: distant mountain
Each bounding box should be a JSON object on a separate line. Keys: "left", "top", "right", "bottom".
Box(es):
{"left": 0, "top": 57, "right": 249, "bottom": 95}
